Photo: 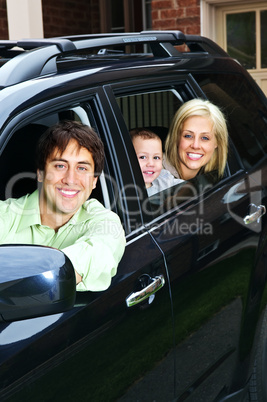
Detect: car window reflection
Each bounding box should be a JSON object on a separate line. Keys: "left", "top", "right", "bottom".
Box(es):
{"left": 147, "top": 170, "right": 220, "bottom": 216}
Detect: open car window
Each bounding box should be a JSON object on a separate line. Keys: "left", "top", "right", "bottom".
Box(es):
{"left": 0, "top": 106, "right": 108, "bottom": 209}
{"left": 116, "top": 85, "right": 244, "bottom": 225}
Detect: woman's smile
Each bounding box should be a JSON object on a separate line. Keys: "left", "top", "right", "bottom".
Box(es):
{"left": 178, "top": 116, "right": 217, "bottom": 180}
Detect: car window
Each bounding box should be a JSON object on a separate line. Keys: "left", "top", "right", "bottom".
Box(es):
{"left": 116, "top": 89, "right": 183, "bottom": 139}
{"left": 116, "top": 86, "right": 243, "bottom": 223}
{"left": 194, "top": 72, "right": 267, "bottom": 169}
{"left": 0, "top": 106, "right": 108, "bottom": 207}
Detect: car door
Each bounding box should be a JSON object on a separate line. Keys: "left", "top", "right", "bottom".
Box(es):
{"left": 110, "top": 76, "right": 267, "bottom": 401}
{"left": 0, "top": 88, "right": 177, "bottom": 402}
{"left": 144, "top": 169, "right": 265, "bottom": 401}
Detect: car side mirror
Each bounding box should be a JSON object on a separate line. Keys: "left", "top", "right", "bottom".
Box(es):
{"left": 0, "top": 245, "right": 76, "bottom": 322}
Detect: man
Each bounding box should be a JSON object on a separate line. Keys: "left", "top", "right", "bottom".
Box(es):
{"left": 0, "top": 120, "right": 126, "bottom": 291}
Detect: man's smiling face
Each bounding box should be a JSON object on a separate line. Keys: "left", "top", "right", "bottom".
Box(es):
{"left": 38, "top": 139, "right": 97, "bottom": 228}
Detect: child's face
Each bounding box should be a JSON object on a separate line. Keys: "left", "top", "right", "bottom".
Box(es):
{"left": 132, "top": 136, "right": 162, "bottom": 188}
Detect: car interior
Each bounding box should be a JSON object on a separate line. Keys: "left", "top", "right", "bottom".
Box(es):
{"left": 0, "top": 113, "right": 236, "bottom": 211}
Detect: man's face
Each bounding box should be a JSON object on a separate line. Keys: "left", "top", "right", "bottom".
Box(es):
{"left": 38, "top": 139, "right": 98, "bottom": 226}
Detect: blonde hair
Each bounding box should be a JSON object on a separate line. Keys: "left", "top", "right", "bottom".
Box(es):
{"left": 165, "top": 99, "right": 228, "bottom": 179}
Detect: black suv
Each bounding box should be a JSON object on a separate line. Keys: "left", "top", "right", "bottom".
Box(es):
{"left": 0, "top": 31, "right": 267, "bottom": 402}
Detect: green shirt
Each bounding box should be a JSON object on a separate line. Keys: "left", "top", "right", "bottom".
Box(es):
{"left": 0, "top": 190, "right": 126, "bottom": 292}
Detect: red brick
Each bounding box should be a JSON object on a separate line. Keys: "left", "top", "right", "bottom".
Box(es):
{"left": 42, "top": 0, "right": 96, "bottom": 37}
{"left": 186, "top": 7, "right": 200, "bottom": 17}
{"left": 177, "top": 17, "right": 200, "bottom": 26}
{"left": 186, "top": 25, "right": 200, "bottom": 35}
{"left": 161, "top": 9, "right": 180, "bottom": 19}
{"left": 152, "top": 0, "right": 174, "bottom": 10}
{"left": 177, "top": 0, "right": 199, "bottom": 6}
{"left": 177, "top": 8, "right": 186, "bottom": 18}
{"left": 153, "top": 19, "right": 177, "bottom": 30}
{"left": 152, "top": 10, "right": 160, "bottom": 20}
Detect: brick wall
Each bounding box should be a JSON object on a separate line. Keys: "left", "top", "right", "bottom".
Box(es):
{"left": 42, "top": 0, "right": 101, "bottom": 37}
{"left": 0, "top": 0, "right": 200, "bottom": 40}
{"left": 0, "top": 0, "right": 8, "bottom": 39}
{"left": 151, "top": 0, "right": 200, "bottom": 35}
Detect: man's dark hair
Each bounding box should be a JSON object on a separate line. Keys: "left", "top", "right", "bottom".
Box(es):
{"left": 36, "top": 120, "right": 105, "bottom": 177}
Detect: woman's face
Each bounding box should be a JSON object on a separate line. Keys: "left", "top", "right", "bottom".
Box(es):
{"left": 178, "top": 115, "right": 217, "bottom": 180}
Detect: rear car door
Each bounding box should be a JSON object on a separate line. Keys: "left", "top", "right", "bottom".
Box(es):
{"left": 111, "top": 75, "right": 267, "bottom": 401}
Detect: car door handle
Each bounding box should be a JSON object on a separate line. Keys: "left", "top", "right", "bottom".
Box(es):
{"left": 243, "top": 204, "right": 266, "bottom": 225}
{"left": 126, "top": 275, "right": 165, "bottom": 307}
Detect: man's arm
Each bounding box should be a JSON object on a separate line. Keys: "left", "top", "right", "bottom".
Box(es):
{"left": 62, "top": 208, "right": 126, "bottom": 292}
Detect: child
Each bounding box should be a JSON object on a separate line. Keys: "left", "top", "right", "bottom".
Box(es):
{"left": 130, "top": 128, "right": 183, "bottom": 196}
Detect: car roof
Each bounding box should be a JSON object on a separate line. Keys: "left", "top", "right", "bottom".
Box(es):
{"left": 0, "top": 31, "right": 230, "bottom": 89}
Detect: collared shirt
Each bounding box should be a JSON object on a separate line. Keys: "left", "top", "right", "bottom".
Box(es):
{"left": 147, "top": 169, "right": 183, "bottom": 196}
{"left": 0, "top": 190, "right": 126, "bottom": 292}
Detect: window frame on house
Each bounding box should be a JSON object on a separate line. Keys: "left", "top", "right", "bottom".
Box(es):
{"left": 201, "top": 0, "right": 267, "bottom": 96}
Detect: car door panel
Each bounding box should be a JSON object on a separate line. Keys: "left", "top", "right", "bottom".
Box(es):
{"left": 104, "top": 76, "right": 267, "bottom": 400}
{"left": 0, "top": 228, "right": 177, "bottom": 401}
{"left": 140, "top": 168, "right": 265, "bottom": 400}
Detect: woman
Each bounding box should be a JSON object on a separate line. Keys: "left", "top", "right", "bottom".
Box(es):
{"left": 164, "top": 98, "right": 228, "bottom": 180}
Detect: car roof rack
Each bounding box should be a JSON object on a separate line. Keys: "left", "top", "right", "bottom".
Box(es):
{"left": 0, "top": 30, "right": 228, "bottom": 88}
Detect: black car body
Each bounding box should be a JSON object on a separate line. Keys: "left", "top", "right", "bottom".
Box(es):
{"left": 0, "top": 31, "right": 267, "bottom": 401}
